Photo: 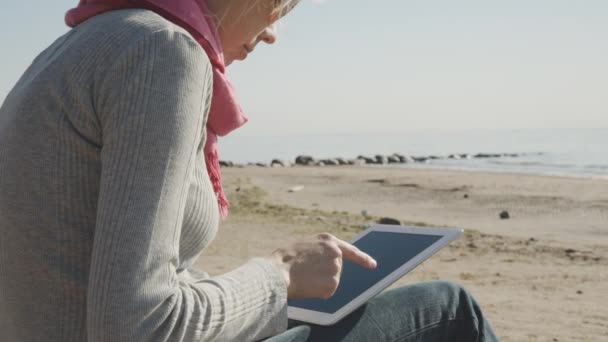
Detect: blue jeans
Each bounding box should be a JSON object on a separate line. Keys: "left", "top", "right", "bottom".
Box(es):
{"left": 264, "top": 281, "right": 498, "bottom": 342}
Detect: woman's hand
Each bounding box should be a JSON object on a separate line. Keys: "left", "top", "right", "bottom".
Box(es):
{"left": 268, "top": 233, "right": 377, "bottom": 300}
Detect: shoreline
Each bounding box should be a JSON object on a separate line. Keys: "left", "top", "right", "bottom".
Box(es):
{"left": 221, "top": 157, "right": 608, "bottom": 182}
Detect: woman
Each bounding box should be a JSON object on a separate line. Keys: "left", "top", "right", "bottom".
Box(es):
{"left": 0, "top": 0, "right": 498, "bottom": 341}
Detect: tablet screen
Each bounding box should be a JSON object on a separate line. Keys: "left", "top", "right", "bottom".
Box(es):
{"left": 288, "top": 231, "right": 442, "bottom": 314}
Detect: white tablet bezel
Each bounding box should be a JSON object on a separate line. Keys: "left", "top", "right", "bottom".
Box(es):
{"left": 287, "top": 224, "right": 463, "bottom": 326}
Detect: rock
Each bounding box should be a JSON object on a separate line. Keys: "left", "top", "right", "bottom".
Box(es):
{"left": 322, "top": 159, "right": 339, "bottom": 166}
{"left": 448, "top": 154, "right": 461, "bottom": 160}
{"left": 413, "top": 156, "right": 429, "bottom": 163}
{"left": 378, "top": 217, "right": 401, "bottom": 225}
{"left": 271, "top": 159, "right": 290, "bottom": 167}
{"left": 460, "top": 154, "right": 473, "bottom": 159}
{"left": 499, "top": 211, "right": 510, "bottom": 220}
{"left": 387, "top": 155, "right": 401, "bottom": 164}
{"left": 336, "top": 158, "right": 348, "bottom": 166}
{"left": 463, "top": 194, "right": 469, "bottom": 199}
{"left": 397, "top": 183, "right": 420, "bottom": 188}
{"left": 219, "top": 160, "right": 234, "bottom": 167}
{"left": 367, "top": 178, "right": 388, "bottom": 184}
{"left": 315, "top": 161, "right": 326, "bottom": 167}
{"left": 576, "top": 290, "right": 583, "bottom": 295}
{"left": 392, "top": 153, "right": 406, "bottom": 162}
{"left": 349, "top": 159, "right": 366, "bottom": 166}
{"left": 295, "top": 155, "right": 315, "bottom": 166}
{"left": 255, "top": 162, "right": 267, "bottom": 167}
{"left": 475, "top": 153, "right": 502, "bottom": 159}
{"left": 375, "top": 155, "right": 388, "bottom": 164}
{"left": 428, "top": 155, "right": 442, "bottom": 160}
{"left": 361, "top": 209, "right": 370, "bottom": 217}
{"left": 288, "top": 185, "right": 304, "bottom": 193}
{"left": 397, "top": 155, "right": 414, "bottom": 163}
{"left": 357, "top": 156, "right": 376, "bottom": 164}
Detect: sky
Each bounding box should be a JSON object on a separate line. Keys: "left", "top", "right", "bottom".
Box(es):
{"left": 1, "top": 0, "right": 607, "bottom": 137}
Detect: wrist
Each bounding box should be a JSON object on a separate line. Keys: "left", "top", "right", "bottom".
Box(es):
{"left": 267, "top": 251, "right": 291, "bottom": 291}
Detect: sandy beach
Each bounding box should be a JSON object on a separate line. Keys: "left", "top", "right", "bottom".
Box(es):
{"left": 197, "top": 166, "right": 608, "bottom": 341}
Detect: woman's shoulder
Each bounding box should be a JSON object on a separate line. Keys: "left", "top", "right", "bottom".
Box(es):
{"left": 82, "top": 9, "right": 188, "bottom": 36}
{"left": 73, "top": 9, "right": 206, "bottom": 62}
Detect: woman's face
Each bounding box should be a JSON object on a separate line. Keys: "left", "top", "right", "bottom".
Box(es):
{"left": 225, "top": 24, "right": 277, "bottom": 65}
{"left": 208, "top": 0, "right": 299, "bottom": 64}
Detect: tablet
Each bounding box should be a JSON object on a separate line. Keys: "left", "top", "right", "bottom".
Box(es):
{"left": 287, "top": 224, "right": 463, "bottom": 326}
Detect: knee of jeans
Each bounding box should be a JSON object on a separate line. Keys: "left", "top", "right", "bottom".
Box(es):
{"left": 431, "top": 281, "right": 475, "bottom": 306}
{"left": 433, "top": 280, "right": 466, "bottom": 295}
{"left": 433, "top": 281, "right": 481, "bottom": 317}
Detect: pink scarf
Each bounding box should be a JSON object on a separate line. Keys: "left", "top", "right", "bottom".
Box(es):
{"left": 66, "top": 0, "right": 248, "bottom": 220}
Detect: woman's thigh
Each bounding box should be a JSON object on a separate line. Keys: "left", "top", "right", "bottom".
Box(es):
{"left": 265, "top": 281, "right": 498, "bottom": 342}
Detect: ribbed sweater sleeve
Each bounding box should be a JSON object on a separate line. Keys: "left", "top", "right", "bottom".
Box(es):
{"left": 88, "top": 29, "right": 287, "bottom": 341}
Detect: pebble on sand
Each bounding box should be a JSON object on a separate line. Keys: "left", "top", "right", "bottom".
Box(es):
{"left": 288, "top": 185, "right": 304, "bottom": 193}
{"left": 378, "top": 217, "right": 401, "bottom": 225}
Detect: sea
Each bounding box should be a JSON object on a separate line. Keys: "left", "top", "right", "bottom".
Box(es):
{"left": 219, "top": 128, "right": 608, "bottom": 179}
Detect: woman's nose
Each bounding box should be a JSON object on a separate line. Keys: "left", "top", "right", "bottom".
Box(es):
{"left": 259, "top": 25, "right": 277, "bottom": 45}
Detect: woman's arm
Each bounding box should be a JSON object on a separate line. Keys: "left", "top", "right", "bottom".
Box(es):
{"left": 89, "top": 29, "right": 287, "bottom": 342}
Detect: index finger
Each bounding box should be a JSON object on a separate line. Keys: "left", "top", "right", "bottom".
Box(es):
{"left": 334, "top": 238, "right": 377, "bottom": 269}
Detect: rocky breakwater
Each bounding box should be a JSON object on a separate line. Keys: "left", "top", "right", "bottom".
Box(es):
{"left": 219, "top": 152, "right": 535, "bottom": 168}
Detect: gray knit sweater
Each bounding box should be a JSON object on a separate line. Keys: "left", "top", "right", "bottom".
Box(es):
{"left": 0, "top": 9, "right": 287, "bottom": 342}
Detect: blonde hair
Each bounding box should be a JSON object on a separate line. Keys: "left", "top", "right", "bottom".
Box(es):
{"left": 209, "top": 0, "right": 299, "bottom": 31}
{"left": 274, "top": 0, "right": 300, "bottom": 17}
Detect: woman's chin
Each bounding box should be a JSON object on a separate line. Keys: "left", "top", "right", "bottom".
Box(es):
{"left": 225, "top": 52, "right": 248, "bottom": 65}
{"left": 238, "top": 49, "right": 249, "bottom": 61}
